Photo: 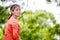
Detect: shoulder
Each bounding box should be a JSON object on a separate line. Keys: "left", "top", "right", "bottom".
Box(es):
{"left": 7, "top": 18, "right": 16, "bottom": 25}
{"left": 6, "top": 16, "right": 19, "bottom": 26}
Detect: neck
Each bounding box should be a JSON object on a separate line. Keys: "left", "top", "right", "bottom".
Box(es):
{"left": 12, "top": 15, "right": 17, "bottom": 19}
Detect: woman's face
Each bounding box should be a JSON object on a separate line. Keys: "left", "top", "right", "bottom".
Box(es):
{"left": 12, "top": 6, "right": 20, "bottom": 17}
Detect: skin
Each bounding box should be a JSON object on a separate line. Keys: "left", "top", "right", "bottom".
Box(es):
{"left": 11, "top": 6, "right": 20, "bottom": 19}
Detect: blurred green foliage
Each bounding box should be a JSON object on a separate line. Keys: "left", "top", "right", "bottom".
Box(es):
{"left": 46, "top": 0, "right": 51, "bottom": 2}
{"left": 0, "top": 28, "right": 3, "bottom": 40}
{"left": 19, "top": 10, "right": 57, "bottom": 40}
{"left": 0, "top": 6, "right": 9, "bottom": 24}
{"left": 46, "top": 0, "right": 60, "bottom": 6}
{"left": 1, "top": 0, "right": 5, "bottom": 1}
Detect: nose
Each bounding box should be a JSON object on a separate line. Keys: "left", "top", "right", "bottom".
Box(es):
{"left": 18, "top": 10, "right": 20, "bottom": 13}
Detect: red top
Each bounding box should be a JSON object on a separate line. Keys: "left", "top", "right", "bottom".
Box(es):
{"left": 3, "top": 16, "right": 20, "bottom": 40}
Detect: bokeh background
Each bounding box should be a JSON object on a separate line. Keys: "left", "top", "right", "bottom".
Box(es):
{"left": 0, "top": 0, "right": 60, "bottom": 40}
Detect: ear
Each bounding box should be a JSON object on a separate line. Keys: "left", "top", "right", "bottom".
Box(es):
{"left": 10, "top": 10, "right": 14, "bottom": 14}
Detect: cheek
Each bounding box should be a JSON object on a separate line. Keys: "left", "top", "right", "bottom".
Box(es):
{"left": 14, "top": 12, "right": 17, "bottom": 15}
{"left": 14, "top": 11, "right": 19, "bottom": 15}
{"left": 14, "top": 10, "right": 20, "bottom": 16}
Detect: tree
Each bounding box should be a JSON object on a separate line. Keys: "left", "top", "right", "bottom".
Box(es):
{"left": 0, "top": 6, "right": 9, "bottom": 24}
{"left": 46, "top": 0, "right": 60, "bottom": 6}
{"left": 19, "top": 10, "right": 56, "bottom": 40}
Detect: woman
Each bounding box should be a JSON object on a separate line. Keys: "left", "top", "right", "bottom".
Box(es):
{"left": 3, "top": 4, "right": 20, "bottom": 40}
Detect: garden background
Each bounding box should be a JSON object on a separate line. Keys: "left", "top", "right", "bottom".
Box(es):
{"left": 0, "top": 0, "right": 60, "bottom": 40}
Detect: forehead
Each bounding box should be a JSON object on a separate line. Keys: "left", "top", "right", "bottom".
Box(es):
{"left": 15, "top": 6, "right": 20, "bottom": 9}
{"left": 14, "top": 6, "right": 21, "bottom": 10}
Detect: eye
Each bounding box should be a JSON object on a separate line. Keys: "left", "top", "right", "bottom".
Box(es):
{"left": 16, "top": 9, "right": 18, "bottom": 11}
{"left": 16, "top": 8, "right": 20, "bottom": 11}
